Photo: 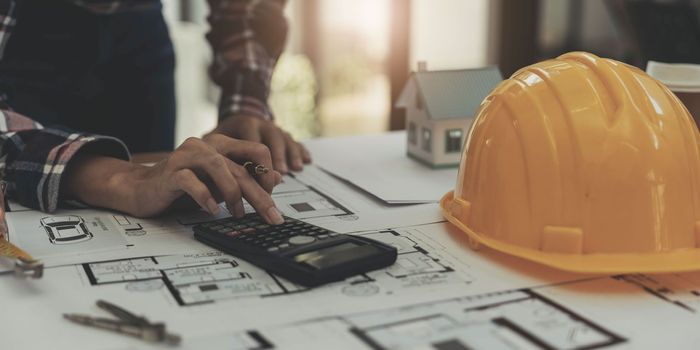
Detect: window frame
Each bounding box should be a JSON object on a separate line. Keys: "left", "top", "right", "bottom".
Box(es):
{"left": 444, "top": 128, "right": 463, "bottom": 153}
{"left": 421, "top": 127, "right": 432, "bottom": 153}
{"left": 408, "top": 122, "right": 417, "bottom": 144}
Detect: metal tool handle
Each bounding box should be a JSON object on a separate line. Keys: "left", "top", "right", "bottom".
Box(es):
{"left": 97, "top": 300, "right": 151, "bottom": 326}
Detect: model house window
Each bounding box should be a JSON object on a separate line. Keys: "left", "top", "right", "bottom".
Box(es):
{"left": 408, "top": 122, "right": 417, "bottom": 144}
{"left": 445, "top": 129, "right": 463, "bottom": 153}
{"left": 416, "top": 92, "right": 423, "bottom": 110}
{"left": 422, "top": 127, "right": 432, "bottom": 152}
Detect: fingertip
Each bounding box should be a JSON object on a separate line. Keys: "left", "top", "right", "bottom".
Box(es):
{"left": 234, "top": 201, "right": 245, "bottom": 218}
{"left": 273, "top": 171, "right": 283, "bottom": 185}
{"left": 291, "top": 159, "right": 303, "bottom": 171}
{"left": 276, "top": 162, "right": 289, "bottom": 174}
{"left": 266, "top": 206, "right": 284, "bottom": 225}
{"left": 301, "top": 149, "right": 312, "bottom": 163}
{"left": 207, "top": 199, "right": 220, "bottom": 215}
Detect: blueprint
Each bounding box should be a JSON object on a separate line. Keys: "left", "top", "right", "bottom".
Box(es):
{"left": 80, "top": 228, "right": 474, "bottom": 307}
{"left": 211, "top": 288, "right": 625, "bottom": 350}
{"left": 0, "top": 222, "right": 594, "bottom": 349}
{"left": 4, "top": 221, "right": 700, "bottom": 349}
{"left": 5, "top": 211, "right": 128, "bottom": 258}
{"left": 179, "top": 273, "right": 700, "bottom": 350}
{"left": 1, "top": 166, "right": 443, "bottom": 273}
{"left": 3, "top": 161, "right": 700, "bottom": 349}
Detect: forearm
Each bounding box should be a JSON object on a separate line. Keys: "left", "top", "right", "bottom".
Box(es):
{"left": 207, "top": 0, "right": 287, "bottom": 120}
{"left": 0, "top": 104, "right": 130, "bottom": 212}
{"left": 63, "top": 155, "right": 144, "bottom": 215}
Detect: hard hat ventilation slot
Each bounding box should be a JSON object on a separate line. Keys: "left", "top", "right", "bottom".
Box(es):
{"left": 541, "top": 226, "right": 583, "bottom": 254}
{"left": 450, "top": 198, "right": 471, "bottom": 226}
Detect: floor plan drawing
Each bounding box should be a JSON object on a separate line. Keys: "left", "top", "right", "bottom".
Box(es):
{"left": 81, "top": 227, "right": 473, "bottom": 307}
{"left": 113, "top": 215, "right": 146, "bottom": 236}
{"left": 344, "top": 289, "right": 624, "bottom": 350}
{"left": 83, "top": 251, "right": 299, "bottom": 306}
{"left": 615, "top": 273, "right": 700, "bottom": 312}
{"left": 248, "top": 186, "right": 353, "bottom": 220}
{"left": 41, "top": 215, "right": 94, "bottom": 244}
{"left": 218, "top": 289, "right": 625, "bottom": 350}
{"left": 6, "top": 210, "right": 129, "bottom": 260}
{"left": 175, "top": 175, "right": 354, "bottom": 226}
{"left": 1, "top": 167, "right": 444, "bottom": 274}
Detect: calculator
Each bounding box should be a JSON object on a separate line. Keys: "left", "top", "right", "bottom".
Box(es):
{"left": 192, "top": 213, "right": 397, "bottom": 287}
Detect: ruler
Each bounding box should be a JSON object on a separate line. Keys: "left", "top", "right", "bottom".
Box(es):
{"left": 0, "top": 181, "right": 43, "bottom": 278}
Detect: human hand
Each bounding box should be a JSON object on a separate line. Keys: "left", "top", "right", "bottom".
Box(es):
{"left": 64, "top": 134, "right": 285, "bottom": 224}
{"left": 210, "top": 115, "right": 311, "bottom": 174}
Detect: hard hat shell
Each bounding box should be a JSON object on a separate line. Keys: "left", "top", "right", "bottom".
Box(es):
{"left": 441, "top": 51, "right": 700, "bottom": 274}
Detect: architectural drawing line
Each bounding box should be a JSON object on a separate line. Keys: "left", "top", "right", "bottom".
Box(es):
{"left": 526, "top": 290, "right": 627, "bottom": 349}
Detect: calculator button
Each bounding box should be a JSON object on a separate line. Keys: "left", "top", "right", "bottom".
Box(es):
{"left": 241, "top": 228, "right": 256, "bottom": 234}
{"left": 317, "top": 234, "right": 329, "bottom": 239}
{"left": 267, "top": 247, "right": 280, "bottom": 252}
{"left": 279, "top": 243, "right": 290, "bottom": 249}
{"left": 289, "top": 235, "right": 315, "bottom": 245}
{"left": 225, "top": 231, "right": 241, "bottom": 237}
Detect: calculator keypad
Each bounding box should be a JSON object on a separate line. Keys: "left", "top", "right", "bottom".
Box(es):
{"left": 199, "top": 214, "right": 335, "bottom": 252}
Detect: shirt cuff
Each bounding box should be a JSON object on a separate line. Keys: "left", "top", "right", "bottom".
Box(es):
{"left": 217, "top": 70, "right": 274, "bottom": 121}
{"left": 7, "top": 133, "right": 130, "bottom": 212}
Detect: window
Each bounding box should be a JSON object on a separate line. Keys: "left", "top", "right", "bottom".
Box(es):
{"left": 422, "top": 127, "right": 432, "bottom": 152}
{"left": 445, "top": 129, "right": 463, "bottom": 153}
{"left": 408, "top": 122, "right": 417, "bottom": 144}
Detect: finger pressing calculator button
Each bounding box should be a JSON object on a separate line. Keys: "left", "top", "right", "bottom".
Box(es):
{"left": 288, "top": 235, "right": 315, "bottom": 245}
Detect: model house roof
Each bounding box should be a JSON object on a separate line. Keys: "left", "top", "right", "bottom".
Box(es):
{"left": 396, "top": 66, "right": 503, "bottom": 120}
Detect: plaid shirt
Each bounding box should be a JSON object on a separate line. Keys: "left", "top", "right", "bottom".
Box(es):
{"left": 0, "top": 0, "right": 287, "bottom": 212}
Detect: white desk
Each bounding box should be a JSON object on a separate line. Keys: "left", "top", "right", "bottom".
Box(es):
{"left": 1, "top": 133, "right": 697, "bottom": 349}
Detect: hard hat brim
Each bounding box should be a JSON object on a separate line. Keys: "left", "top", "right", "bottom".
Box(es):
{"left": 441, "top": 191, "right": 700, "bottom": 274}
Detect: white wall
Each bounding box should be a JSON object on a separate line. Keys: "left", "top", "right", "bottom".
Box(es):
{"left": 410, "top": 0, "right": 492, "bottom": 71}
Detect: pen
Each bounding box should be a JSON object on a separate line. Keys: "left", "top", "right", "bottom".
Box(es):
{"left": 242, "top": 161, "right": 269, "bottom": 176}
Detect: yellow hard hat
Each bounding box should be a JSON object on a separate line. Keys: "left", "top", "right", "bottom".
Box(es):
{"left": 441, "top": 51, "right": 700, "bottom": 274}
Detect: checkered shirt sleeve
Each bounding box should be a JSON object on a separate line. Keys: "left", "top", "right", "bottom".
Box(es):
{"left": 207, "top": 0, "right": 287, "bottom": 121}
{"left": 0, "top": 99, "right": 130, "bottom": 212}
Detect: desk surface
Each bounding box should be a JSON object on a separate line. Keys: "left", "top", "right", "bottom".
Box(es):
{"left": 1, "top": 132, "right": 697, "bottom": 350}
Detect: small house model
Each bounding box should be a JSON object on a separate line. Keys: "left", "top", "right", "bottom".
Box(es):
{"left": 396, "top": 63, "right": 503, "bottom": 167}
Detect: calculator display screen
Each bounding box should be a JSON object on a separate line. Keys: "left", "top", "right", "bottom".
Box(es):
{"left": 294, "top": 242, "right": 379, "bottom": 270}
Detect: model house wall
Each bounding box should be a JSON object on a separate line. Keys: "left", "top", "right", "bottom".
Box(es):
{"left": 397, "top": 65, "right": 503, "bottom": 168}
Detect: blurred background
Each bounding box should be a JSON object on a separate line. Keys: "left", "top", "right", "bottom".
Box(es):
{"left": 162, "top": 0, "right": 700, "bottom": 144}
